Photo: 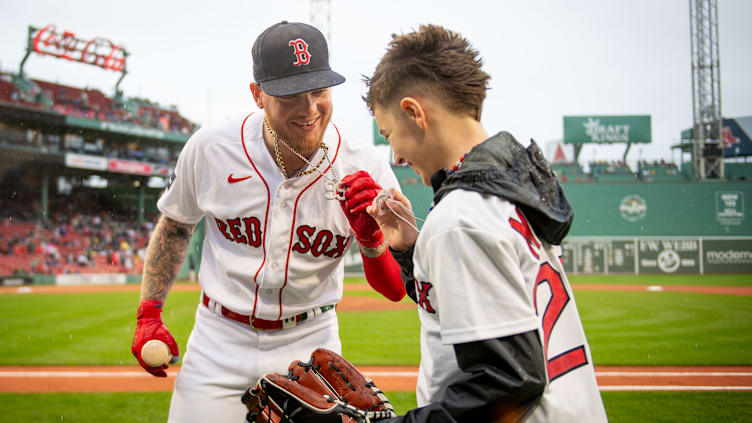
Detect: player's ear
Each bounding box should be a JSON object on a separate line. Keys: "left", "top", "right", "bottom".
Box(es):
{"left": 250, "top": 83, "right": 264, "bottom": 109}
{"left": 399, "top": 97, "right": 426, "bottom": 130}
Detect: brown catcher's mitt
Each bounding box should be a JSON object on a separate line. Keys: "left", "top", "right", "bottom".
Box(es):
{"left": 242, "top": 348, "right": 396, "bottom": 423}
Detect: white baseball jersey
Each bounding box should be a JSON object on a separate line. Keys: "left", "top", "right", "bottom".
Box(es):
{"left": 158, "top": 111, "right": 400, "bottom": 319}
{"left": 412, "top": 190, "right": 607, "bottom": 422}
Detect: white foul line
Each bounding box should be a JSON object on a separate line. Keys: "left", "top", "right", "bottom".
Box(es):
{"left": 599, "top": 386, "right": 752, "bottom": 391}
{"left": 596, "top": 371, "right": 752, "bottom": 377}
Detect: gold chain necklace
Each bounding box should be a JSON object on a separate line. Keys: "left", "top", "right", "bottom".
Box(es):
{"left": 264, "top": 118, "right": 328, "bottom": 178}
{"left": 263, "top": 118, "right": 344, "bottom": 200}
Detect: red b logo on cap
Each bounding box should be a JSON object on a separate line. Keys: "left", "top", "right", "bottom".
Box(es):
{"left": 289, "top": 39, "right": 311, "bottom": 66}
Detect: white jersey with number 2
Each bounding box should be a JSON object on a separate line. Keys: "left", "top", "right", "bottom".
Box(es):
{"left": 412, "top": 189, "right": 608, "bottom": 422}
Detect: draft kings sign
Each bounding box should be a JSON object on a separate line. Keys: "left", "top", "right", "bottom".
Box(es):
{"left": 564, "top": 115, "right": 651, "bottom": 144}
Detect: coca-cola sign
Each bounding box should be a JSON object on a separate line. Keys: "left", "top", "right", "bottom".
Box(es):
{"left": 31, "top": 24, "right": 127, "bottom": 72}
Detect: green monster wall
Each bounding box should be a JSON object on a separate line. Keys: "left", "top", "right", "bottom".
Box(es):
{"left": 563, "top": 181, "right": 752, "bottom": 237}
{"left": 392, "top": 165, "right": 752, "bottom": 274}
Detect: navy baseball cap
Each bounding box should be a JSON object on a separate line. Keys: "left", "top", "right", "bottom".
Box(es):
{"left": 252, "top": 21, "right": 345, "bottom": 97}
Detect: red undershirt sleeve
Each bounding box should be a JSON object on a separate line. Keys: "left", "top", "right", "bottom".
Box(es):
{"left": 361, "top": 249, "right": 406, "bottom": 302}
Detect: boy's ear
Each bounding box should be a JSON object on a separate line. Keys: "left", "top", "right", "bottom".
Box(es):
{"left": 399, "top": 97, "right": 427, "bottom": 130}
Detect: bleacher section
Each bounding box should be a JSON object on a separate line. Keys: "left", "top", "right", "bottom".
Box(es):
{"left": 638, "top": 160, "right": 686, "bottom": 182}
{"left": 0, "top": 219, "right": 147, "bottom": 276}
{"left": 551, "top": 162, "right": 591, "bottom": 183}
{"left": 589, "top": 161, "right": 638, "bottom": 182}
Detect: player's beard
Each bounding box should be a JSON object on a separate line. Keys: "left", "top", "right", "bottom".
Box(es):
{"left": 265, "top": 108, "right": 332, "bottom": 159}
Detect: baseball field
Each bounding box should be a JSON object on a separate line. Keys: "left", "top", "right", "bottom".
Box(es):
{"left": 0, "top": 273, "right": 751, "bottom": 422}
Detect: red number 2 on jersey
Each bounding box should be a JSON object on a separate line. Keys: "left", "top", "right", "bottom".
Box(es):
{"left": 535, "top": 263, "right": 588, "bottom": 382}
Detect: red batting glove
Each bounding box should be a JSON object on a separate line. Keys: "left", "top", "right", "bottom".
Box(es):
{"left": 339, "top": 171, "right": 385, "bottom": 248}
{"left": 131, "top": 299, "right": 180, "bottom": 377}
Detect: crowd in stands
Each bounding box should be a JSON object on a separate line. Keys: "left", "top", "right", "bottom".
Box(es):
{"left": 589, "top": 160, "right": 633, "bottom": 175}
{"left": 0, "top": 71, "right": 197, "bottom": 135}
{"left": 638, "top": 159, "right": 684, "bottom": 181}
{"left": 551, "top": 159, "right": 685, "bottom": 183}
{"left": 0, "top": 122, "right": 182, "bottom": 164}
{"left": 638, "top": 159, "right": 680, "bottom": 172}
{"left": 0, "top": 194, "right": 156, "bottom": 277}
{"left": 551, "top": 162, "right": 591, "bottom": 183}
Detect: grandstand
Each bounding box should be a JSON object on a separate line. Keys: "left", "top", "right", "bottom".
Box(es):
{"left": 0, "top": 28, "right": 199, "bottom": 282}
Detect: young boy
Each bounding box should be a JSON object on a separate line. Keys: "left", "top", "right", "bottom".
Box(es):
{"left": 350, "top": 24, "right": 608, "bottom": 422}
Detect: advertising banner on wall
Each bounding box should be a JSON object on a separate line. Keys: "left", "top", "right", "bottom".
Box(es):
{"left": 65, "top": 153, "right": 108, "bottom": 171}
{"left": 561, "top": 236, "right": 749, "bottom": 274}
{"left": 703, "top": 239, "right": 752, "bottom": 273}
{"left": 637, "top": 239, "right": 700, "bottom": 274}
{"left": 564, "top": 115, "right": 651, "bottom": 144}
{"left": 715, "top": 191, "right": 745, "bottom": 227}
{"left": 107, "top": 158, "right": 153, "bottom": 175}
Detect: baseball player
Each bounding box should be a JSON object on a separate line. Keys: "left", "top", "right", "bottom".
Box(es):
{"left": 131, "top": 21, "right": 405, "bottom": 423}
{"left": 356, "top": 25, "right": 609, "bottom": 422}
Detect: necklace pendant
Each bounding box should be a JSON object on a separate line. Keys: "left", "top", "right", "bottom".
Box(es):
{"left": 324, "top": 180, "right": 346, "bottom": 201}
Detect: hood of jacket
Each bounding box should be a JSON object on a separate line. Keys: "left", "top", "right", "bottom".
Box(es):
{"left": 431, "top": 131, "right": 573, "bottom": 245}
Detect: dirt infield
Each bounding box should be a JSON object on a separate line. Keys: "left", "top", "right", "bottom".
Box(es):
{"left": 0, "top": 365, "right": 750, "bottom": 393}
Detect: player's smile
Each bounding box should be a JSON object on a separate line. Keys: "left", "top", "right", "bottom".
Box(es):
{"left": 291, "top": 116, "right": 320, "bottom": 131}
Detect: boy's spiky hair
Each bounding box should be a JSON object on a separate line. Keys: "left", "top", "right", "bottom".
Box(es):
{"left": 364, "top": 24, "right": 490, "bottom": 120}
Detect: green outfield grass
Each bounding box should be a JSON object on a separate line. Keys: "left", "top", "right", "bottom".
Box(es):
{"left": 340, "top": 310, "right": 421, "bottom": 365}
{"left": 569, "top": 273, "right": 752, "bottom": 286}
{"left": 0, "top": 290, "right": 199, "bottom": 365}
{"left": 0, "top": 283, "right": 750, "bottom": 366}
{"left": 1, "top": 391, "right": 751, "bottom": 423}
{"left": 0, "top": 392, "right": 413, "bottom": 422}
{"left": 1, "top": 276, "right": 751, "bottom": 422}
{"left": 347, "top": 273, "right": 752, "bottom": 286}
{"left": 577, "top": 290, "right": 752, "bottom": 365}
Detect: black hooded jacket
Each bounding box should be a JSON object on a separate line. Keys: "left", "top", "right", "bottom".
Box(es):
{"left": 386, "top": 132, "right": 574, "bottom": 423}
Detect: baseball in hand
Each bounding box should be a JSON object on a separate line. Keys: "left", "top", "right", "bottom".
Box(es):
{"left": 141, "top": 339, "right": 173, "bottom": 367}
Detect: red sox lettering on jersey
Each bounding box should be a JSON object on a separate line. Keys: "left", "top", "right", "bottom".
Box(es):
{"left": 509, "top": 207, "right": 540, "bottom": 259}
{"left": 289, "top": 39, "right": 311, "bottom": 66}
{"left": 157, "top": 110, "right": 400, "bottom": 330}
{"left": 214, "top": 217, "right": 349, "bottom": 259}
{"left": 292, "top": 225, "right": 350, "bottom": 259}
{"left": 415, "top": 281, "right": 436, "bottom": 314}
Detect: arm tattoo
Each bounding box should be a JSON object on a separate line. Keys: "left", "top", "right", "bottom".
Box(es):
{"left": 359, "top": 239, "right": 388, "bottom": 258}
{"left": 140, "top": 215, "right": 195, "bottom": 302}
